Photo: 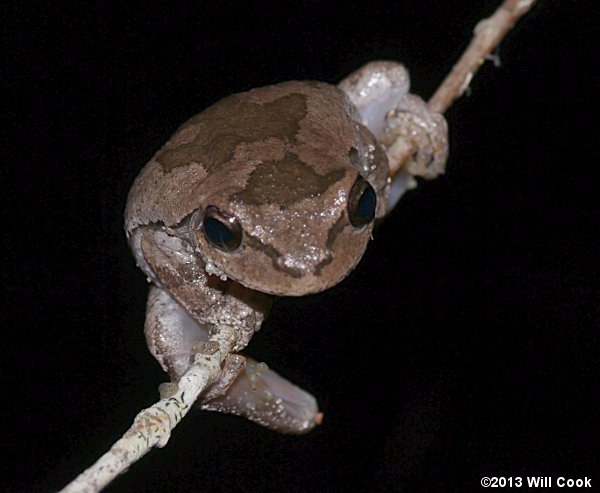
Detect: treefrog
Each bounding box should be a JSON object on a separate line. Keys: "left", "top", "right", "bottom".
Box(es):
{"left": 124, "top": 61, "right": 447, "bottom": 433}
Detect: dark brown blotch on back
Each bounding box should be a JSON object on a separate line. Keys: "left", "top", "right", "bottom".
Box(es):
{"left": 157, "top": 92, "right": 308, "bottom": 171}
{"left": 233, "top": 152, "right": 346, "bottom": 207}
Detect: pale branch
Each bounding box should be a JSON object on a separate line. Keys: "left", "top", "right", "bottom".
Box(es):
{"left": 386, "top": 0, "right": 536, "bottom": 183}
{"left": 428, "top": 0, "right": 537, "bottom": 114}
{"left": 60, "top": 326, "right": 238, "bottom": 493}
{"left": 58, "top": 2, "right": 538, "bottom": 492}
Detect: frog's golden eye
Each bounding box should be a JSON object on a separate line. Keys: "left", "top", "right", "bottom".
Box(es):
{"left": 202, "top": 206, "right": 242, "bottom": 252}
{"left": 347, "top": 176, "right": 377, "bottom": 229}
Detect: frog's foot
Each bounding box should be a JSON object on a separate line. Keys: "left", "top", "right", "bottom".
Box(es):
{"left": 200, "top": 356, "right": 321, "bottom": 434}
{"left": 339, "top": 61, "right": 449, "bottom": 211}
{"left": 200, "top": 352, "right": 247, "bottom": 401}
{"left": 145, "top": 286, "right": 320, "bottom": 434}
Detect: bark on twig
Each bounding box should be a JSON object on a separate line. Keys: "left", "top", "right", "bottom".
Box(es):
{"left": 60, "top": 328, "right": 238, "bottom": 493}
{"left": 58, "top": 2, "right": 537, "bottom": 491}
{"left": 386, "top": 0, "right": 536, "bottom": 182}
{"left": 428, "top": 0, "right": 536, "bottom": 114}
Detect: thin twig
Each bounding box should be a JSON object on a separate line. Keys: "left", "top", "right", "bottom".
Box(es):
{"left": 428, "top": 0, "right": 536, "bottom": 114}
{"left": 58, "top": 2, "right": 537, "bottom": 492}
{"left": 60, "top": 327, "right": 238, "bottom": 493}
{"left": 386, "top": 0, "right": 536, "bottom": 183}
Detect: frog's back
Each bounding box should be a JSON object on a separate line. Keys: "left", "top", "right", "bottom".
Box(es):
{"left": 124, "top": 80, "right": 359, "bottom": 236}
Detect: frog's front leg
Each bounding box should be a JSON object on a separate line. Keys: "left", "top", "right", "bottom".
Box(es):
{"left": 134, "top": 226, "right": 270, "bottom": 351}
{"left": 145, "top": 286, "right": 320, "bottom": 434}
{"left": 139, "top": 229, "right": 320, "bottom": 433}
{"left": 144, "top": 286, "right": 243, "bottom": 380}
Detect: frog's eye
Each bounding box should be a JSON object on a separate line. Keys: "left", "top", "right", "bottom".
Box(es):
{"left": 347, "top": 176, "right": 377, "bottom": 229}
{"left": 202, "top": 206, "right": 242, "bottom": 252}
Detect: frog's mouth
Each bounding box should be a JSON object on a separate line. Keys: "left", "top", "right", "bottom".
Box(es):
{"left": 198, "top": 221, "right": 373, "bottom": 297}
{"left": 211, "top": 254, "right": 362, "bottom": 297}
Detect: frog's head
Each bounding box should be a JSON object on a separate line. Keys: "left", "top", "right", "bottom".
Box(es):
{"left": 185, "top": 82, "right": 388, "bottom": 296}
{"left": 125, "top": 80, "right": 388, "bottom": 296}
{"left": 192, "top": 162, "right": 383, "bottom": 296}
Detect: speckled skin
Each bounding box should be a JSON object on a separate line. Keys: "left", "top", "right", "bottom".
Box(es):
{"left": 125, "top": 81, "right": 388, "bottom": 297}
{"left": 125, "top": 76, "right": 395, "bottom": 433}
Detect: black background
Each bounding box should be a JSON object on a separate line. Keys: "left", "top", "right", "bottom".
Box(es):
{"left": 3, "top": 1, "right": 598, "bottom": 492}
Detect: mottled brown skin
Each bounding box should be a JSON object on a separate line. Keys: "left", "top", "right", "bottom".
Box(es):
{"left": 125, "top": 81, "right": 388, "bottom": 297}
{"left": 124, "top": 78, "right": 390, "bottom": 433}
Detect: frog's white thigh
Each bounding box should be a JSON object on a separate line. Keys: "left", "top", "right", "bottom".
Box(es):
{"left": 145, "top": 285, "right": 211, "bottom": 379}
{"left": 338, "top": 60, "right": 410, "bottom": 139}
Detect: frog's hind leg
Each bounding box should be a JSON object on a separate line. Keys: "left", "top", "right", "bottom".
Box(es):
{"left": 145, "top": 286, "right": 321, "bottom": 434}
{"left": 201, "top": 357, "right": 321, "bottom": 434}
